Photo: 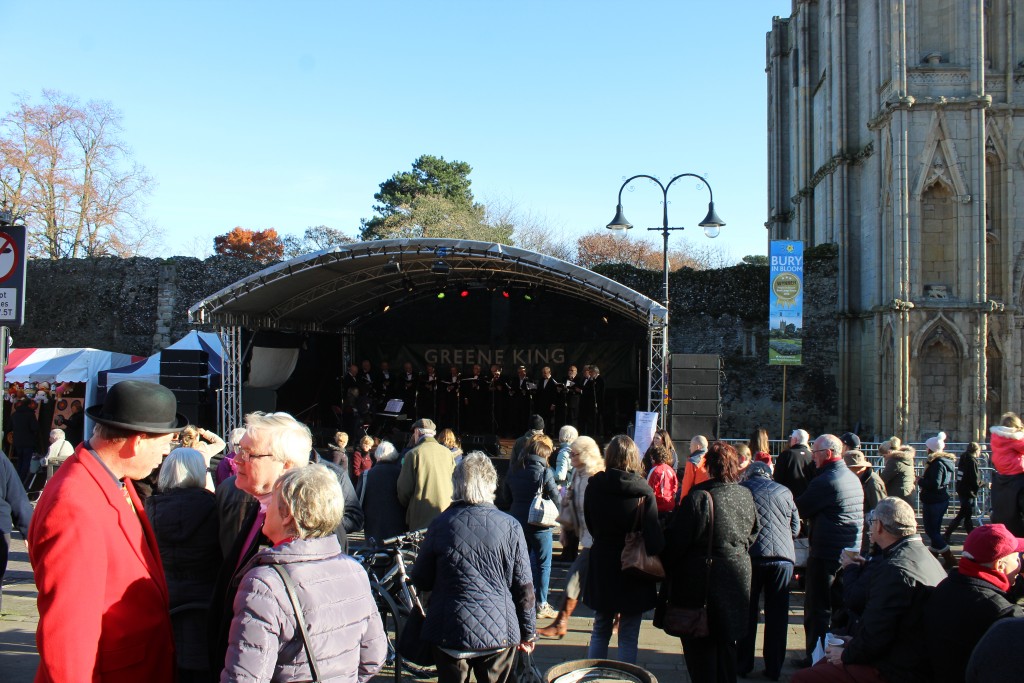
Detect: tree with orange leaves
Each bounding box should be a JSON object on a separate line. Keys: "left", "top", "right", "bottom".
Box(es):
{"left": 213, "top": 227, "right": 284, "bottom": 263}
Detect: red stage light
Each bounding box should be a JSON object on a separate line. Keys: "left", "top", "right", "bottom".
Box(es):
{"left": 502, "top": 290, "right": 510, "bottom": 298}
{"left": 460, "top": 290, "right": 469, "bottom": 298}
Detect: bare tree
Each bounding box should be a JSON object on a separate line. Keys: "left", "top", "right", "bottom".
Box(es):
{"left": 575, "top": 229, "right": 731, "bottom": 271}
{"left": 484, "top": 197, "right": 575, "bottom": 261}
{"left": 0, "top": 90, "right": 156, "bottom": 259}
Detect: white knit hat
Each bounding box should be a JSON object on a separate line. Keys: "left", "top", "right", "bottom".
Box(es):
{"left": 926, "top": 431, "right": 947, "bottom": 453}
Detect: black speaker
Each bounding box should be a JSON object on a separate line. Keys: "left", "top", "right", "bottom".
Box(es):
{"left": 461, "top": 434, "right": 501, "bottom": 457}
{"left": 160, "top": 362, "right": 207, "bottom": 377}
{"left": 168, "top": 388, "right": 211, "bottom": 405}
{"left": 670, "top": 415, "right": 718, "bottom": 442}
{"left": 670, "top": 353, "right": 720, "bottom": 369}
{"left": 671, "top": 368, "right": 719, "bottom": 385}
{"left": 161, "top": 376, "right": 208, "bottom": 391}
{"left": 162, "top": 349, "right": 209, "bottom": 364}
{"left": 671, "top": 384, "right": 720, "bottom": 401}
{"left": 670, "top": 400, "right": 721, "bottom": 417}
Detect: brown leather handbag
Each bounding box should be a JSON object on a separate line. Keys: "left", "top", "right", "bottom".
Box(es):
{"left": 662, "top": 490, "right": 713, "bottom": 638}
{"left": 621, "top": 497, "right": 665, "bottom": 581}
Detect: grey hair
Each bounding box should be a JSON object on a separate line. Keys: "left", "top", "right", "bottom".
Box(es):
{"left": 872, "top": 497, "right": 917, "bottom": 538}
{"left": 49, "top": 428, "right": 65, "bottom": 441}
{"left": 275, "top": 464, "right": 344, "bottom": 539}
{"left": 158, "top": 448, "right": 208, "bottom": 491}
{"left": 559, "top": 425, "right": 579, "bottom": 444}
{"left": 229, "top": 427, "right": 247, "bottom": 449}
{"left": 815, "top": 433, "right": 844, "bottom": 458}
{"left": 452, "top": 451, "right": 497, "bottom": 505}
{"left": 244, "top": 412, "right": 312, "bottom": 468}
{"left": 570, "top": 436, "right": 605, "bottom": 475}
{"left": 375, "top": 440, "right": 399, "bottom": 462}
{"left": 691, "top": 435, "right": 708, "bottom": 450}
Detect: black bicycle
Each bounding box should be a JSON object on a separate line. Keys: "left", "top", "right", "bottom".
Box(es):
{"left": 352, "top": 529, "right": 434, "bottom": 683}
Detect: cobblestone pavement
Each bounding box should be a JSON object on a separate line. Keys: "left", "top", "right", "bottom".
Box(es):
{"left": 1, "top": 532, "right": 967, "bottom": 682}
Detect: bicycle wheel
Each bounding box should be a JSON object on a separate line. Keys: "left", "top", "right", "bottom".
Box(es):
{"left": 372, "top": 582, "right": 405, "bottom": 683}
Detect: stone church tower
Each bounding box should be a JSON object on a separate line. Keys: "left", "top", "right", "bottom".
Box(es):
{"left": 766, "top": 1, "right": 1024, "bottom": 442}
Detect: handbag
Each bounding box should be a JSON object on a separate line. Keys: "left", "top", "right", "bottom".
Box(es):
{"left": 271, "top": 564, "right": 322, "bottom": 682}
{"left": 512, "top": 650, "right": 545, "bottom": 683}
{"left": 396, "top": 602, "right": 435, "bottom": 666}
{"left": 661, "top": 490, "right": 713, "bottom": 638}
{"left": 555, "top": 483, "right": 576, "bottom": 530}
{"left": 620, "top": 497, "right": 665, "bottom": 581}
{"left": 528, "top": 484, "right": 559, "bottom": 528}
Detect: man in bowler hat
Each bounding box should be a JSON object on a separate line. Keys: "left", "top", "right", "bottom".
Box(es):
{"left": 29, "top": 380, "right": 186, "bottom": 683}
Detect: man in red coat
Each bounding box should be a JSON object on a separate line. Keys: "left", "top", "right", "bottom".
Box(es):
{"left": 29, "top": 380, "right": 187, "bottom": 682}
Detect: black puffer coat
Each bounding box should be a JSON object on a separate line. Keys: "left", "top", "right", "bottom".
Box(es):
{"left": 956, "top": 451, "right": 981, "bottom": 498}
{"left": 412, "top": 501, "right": 535, "bottom": 649}
{"left": 665, "top": 479, "right": 759, "bottom": 642}
{"left": 924, "top": 569, "right": 1024, "bottom": 683}
{"left": 990, "top": 472, "right": 1024, "bottom": 537}
{"left": 741, "top": 467, "right": 799, "bottom": 562}
{"left": 145, "top": 486, "right": 221, "bottom": 671}
{"left": 796, "top": 460, "right": 863, "bottom": 561}
{"left": 583, "top": 468, "right": 664, "bottom": 614}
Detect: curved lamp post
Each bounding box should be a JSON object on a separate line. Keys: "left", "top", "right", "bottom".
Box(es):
{"left": 606, "top": 173, "right": 725, "bottom": 426}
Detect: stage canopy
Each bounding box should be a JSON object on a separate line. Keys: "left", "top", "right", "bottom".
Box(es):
{"left": 187, "top": 239, "right": 669, "bottom": 434}
{"left": 188, "top": 239, "right": 667, "bottom": 330}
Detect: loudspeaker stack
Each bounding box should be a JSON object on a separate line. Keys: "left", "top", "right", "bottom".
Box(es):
{"left": 160, "top": 349, "right": 214, "bottom": 427}
{"left": 669, "top": 354, "right": 721, "bottom": 441}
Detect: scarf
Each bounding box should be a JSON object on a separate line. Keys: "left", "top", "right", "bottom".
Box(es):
{"left": 958, "top": 557, "right": 1012, "bottom": 593}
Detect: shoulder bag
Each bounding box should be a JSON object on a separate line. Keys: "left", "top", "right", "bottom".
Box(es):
{"left": 271, "top": 564, "right": 322, "bottom": 682}
{"left": 529, "top": 482, "right": 559, "bottom": 528}
{"left": 555, "top": 481, "right": 576, "bottom": 530}
{"left": 621, "top": 496, "right": 665, "bottom": 581}
{"left": 662, "top": 489, "right": 712, "bottom": 638}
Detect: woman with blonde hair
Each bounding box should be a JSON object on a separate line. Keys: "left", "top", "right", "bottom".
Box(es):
{"left": 879, "top": 436, "right": 919, "bottom": 509}
{"left": 538, "top": 435, "right": 604, "bottom": 639}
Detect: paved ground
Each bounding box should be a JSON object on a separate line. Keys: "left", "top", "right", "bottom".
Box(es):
{"left": 1, "top": 531, "right": 966, "bottom": 682}
{"left": 0, "top": 536, "right": 813, "bottom": 682}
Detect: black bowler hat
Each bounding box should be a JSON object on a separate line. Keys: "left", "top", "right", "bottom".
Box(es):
{"left": 86, "top": 380, "right": 189, "bottom": 434}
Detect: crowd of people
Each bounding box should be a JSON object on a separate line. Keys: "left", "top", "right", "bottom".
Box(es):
{"left": 8, "top": 379, "right": 1024, "bottom": 683}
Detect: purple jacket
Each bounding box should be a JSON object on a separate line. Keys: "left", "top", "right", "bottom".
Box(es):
{"left": 222, "top": 536, "right": 386, "bottom": 682}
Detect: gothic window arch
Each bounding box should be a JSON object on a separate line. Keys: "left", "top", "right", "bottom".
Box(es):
{"left": 914, "top": 321, "right": 963, "bottom": 439}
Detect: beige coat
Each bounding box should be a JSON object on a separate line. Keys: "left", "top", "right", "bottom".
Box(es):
{"left": 396, "top": 437, "right": 456, "bottom": 532}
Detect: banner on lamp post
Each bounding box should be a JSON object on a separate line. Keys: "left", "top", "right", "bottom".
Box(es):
{"left": 768, "top": 240, "right": 803, "bottom": 366}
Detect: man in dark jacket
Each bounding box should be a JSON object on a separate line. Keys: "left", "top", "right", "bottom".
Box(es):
{"left": 794, "top": 497, "right": 946, "bottom": 683}
{"left": 10, "top": 399, "right": 38, "bottom": 485}
{"left": 925, "top": 524, "right": 1024, "bottom": 683}
{"left": 795, "top": 433, "right": 864, "bottom": 664}
{"left": 775, "top": 428, "right": 816, "bottom": 498}
{"left": 739, "top": 462, "right": 800, "bottom": 681}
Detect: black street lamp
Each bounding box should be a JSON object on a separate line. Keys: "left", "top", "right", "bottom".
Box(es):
{"left": 606, "top": 173, "right": 725, "bottom": 425}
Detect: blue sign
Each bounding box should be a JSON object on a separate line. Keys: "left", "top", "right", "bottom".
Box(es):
{"left": 768, "top": 240, "right": 803, "bottom": 366}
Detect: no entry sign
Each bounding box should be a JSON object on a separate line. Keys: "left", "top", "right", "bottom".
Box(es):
{"left": 0, "top": 224, "right": 27, "bottom": 326}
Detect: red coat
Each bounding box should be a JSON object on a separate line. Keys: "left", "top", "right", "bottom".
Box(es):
{"left": 28, "top": 444, "right": 175, "bottom": 683}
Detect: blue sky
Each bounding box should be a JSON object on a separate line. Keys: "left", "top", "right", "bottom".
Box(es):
{"left": 1, "top": 0, "right": 792, "bottom": 263}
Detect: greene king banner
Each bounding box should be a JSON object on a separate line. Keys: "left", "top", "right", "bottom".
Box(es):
{"left": 768, "top": 240, "right": 804, "bottom": 366}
